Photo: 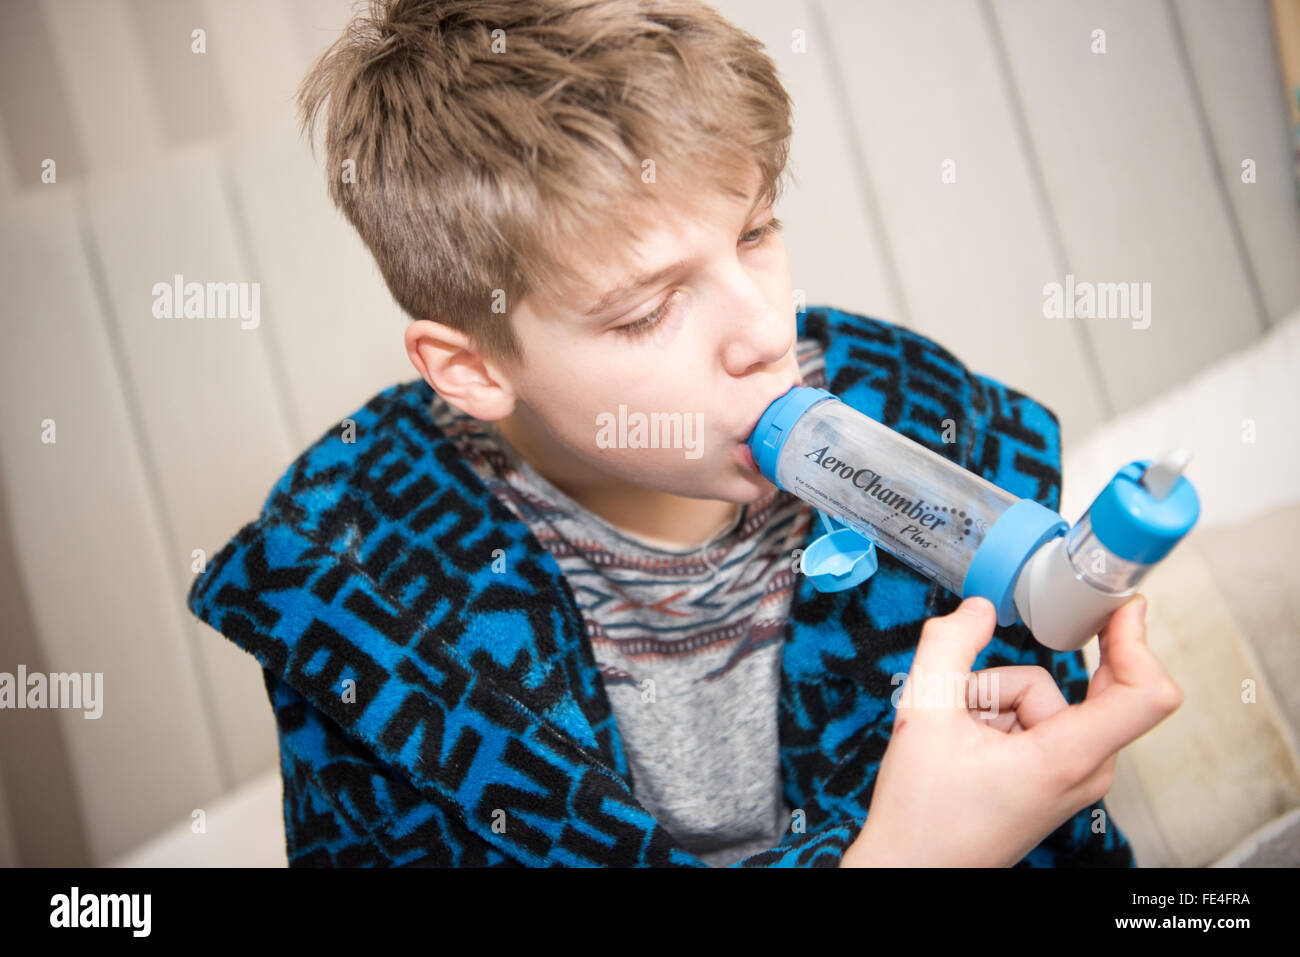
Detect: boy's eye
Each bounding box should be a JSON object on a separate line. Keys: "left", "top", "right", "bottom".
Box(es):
{"left": 741, "top": 217, "right": 783, "bottom": 246}
{"left": 616, "top": 290, "right": 678, "bottom": 339}
{"left": 615, "top": 218, "right": 784, "bottom": 340}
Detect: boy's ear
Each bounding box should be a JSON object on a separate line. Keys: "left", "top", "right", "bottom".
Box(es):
{"left": 404, "top": 318, "right": 518, "bottom": 421}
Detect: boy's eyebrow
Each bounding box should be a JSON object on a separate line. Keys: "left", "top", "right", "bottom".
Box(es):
{"left": 581, "top": 185, "right": 767, "bottom": 321}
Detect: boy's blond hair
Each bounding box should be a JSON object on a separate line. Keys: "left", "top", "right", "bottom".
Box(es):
{"left": 297, "top": 0, "right": 794, "bottom": 367}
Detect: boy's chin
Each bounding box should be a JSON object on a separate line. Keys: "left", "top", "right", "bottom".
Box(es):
{"left": 613, "top": 451, "right": 775, "bottom": 500}
{"left": 732, "top": 471, "right": 776, "bottom": 499}
{"left": 711, "top": 464, "right": 776, "bottom": 503}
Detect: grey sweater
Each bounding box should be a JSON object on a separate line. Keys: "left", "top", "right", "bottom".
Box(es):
{"left": 428, "top": 336, "right": 828, "bottom": 865}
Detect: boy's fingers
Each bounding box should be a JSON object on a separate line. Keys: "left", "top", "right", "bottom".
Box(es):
{"left": 1092, "top": 595, "right": 1174, "bottom": 704}
{"left": 903, "top": 597, "right": 997, "bottom": 721}
{"left": 1087, "top": 595, "right": 1146, "bottom": 701}
{"left": 979, "top": 708, "right": 1023, "bottom": 733}
{"left": 1101, "top": 594, "right": 1148, "bottom": 643}
{"left": 1024, "top": 596, "right": 1182, "bottom": 781}
{"left": 968, "top": 665, "right": 1069, "bottom": 730}
{"left": 1063, "top": 751, "right": 1120, "bottom": 810}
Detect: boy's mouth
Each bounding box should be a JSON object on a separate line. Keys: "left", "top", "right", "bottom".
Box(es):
{"left": 734, "top": 441, "right": 760, "bottom": 473}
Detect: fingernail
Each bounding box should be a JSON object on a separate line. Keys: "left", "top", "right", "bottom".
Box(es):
{"left": 1135, "top": 597, "right": 1148, "bottom": 620}
{"left": 960, "top": 597, "right": 988, "bottom": 616}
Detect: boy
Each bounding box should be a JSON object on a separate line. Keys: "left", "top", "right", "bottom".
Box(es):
{"left": 187, "top": 0, "right": 1181, "bottom": 867}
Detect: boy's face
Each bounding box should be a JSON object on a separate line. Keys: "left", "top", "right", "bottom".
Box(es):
{"left": 416, "top": 169, "right": 803, "bottom": 507}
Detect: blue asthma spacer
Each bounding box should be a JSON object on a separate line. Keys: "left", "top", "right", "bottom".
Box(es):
{"left": 1088, "top": 459, "right": 1200, "bottom": 563}
{"left": 747, "top": 386, "right": 878, "bottom": 592}
{"left": 747, "top": 385, "right": 836, "bottom": 488}
{"left": 963, "top": 499, "right": 1069, "bottom": 627}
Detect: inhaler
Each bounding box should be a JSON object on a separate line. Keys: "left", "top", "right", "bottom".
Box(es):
{"left": 746, "top": 387, "right": 1200, "bottom": 652}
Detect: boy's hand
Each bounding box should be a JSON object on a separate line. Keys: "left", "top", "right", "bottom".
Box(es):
{"left": 839, "top": 593, "right": 1182, "bottom": 867}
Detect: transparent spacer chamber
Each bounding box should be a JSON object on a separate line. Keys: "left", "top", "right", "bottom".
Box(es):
{"left": 1064, "top": 512, "right": 1149, "bottom": 594}
{"left": 774, "top": 398, "right": 1020, "bottom": 596}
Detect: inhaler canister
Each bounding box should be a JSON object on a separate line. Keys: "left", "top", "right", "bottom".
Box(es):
{"left": 1012, "top": 451, "right": 1199, "bottom": 650}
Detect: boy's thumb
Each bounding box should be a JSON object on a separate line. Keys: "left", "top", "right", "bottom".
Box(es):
{"left": 958, "top": 596, "right": 995, "bottom": 620}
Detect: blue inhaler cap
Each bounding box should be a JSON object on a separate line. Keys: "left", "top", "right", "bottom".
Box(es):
{"left": 800, "top": 510, "right": 879, "bottom": 592}
{"left": 747, "top": 386, "right": 836, "bottom": 489}
{"left": 1087, "top": 452, "right": 1200, "bottom": 564}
